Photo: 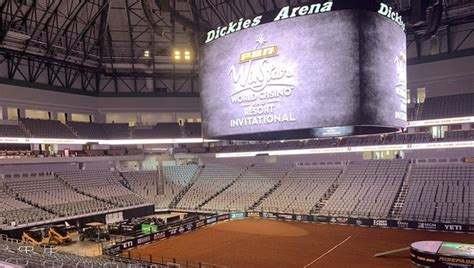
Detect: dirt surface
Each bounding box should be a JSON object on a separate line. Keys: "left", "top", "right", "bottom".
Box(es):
{"left": 126, "top": 219, "right": 474, "bottom": 268}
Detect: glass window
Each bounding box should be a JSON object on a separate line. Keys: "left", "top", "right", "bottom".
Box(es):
{"left": 7, "top": 107, "right": 18, "bottom": 120}
{"left": 417, "top": 88, "right": 426, "bottom": 104}
{"left": 57, "top": 112, "right": 67, "bottom": 124}
{"left": 25, "top": 109, "right": 49, "bottom": 119}
{"left": 71, "top": 113, "right": 90, "bottom": 122}
{"left": 106, "top": 113, "right": 137, "bottom": 125}
{"left": 431, "top": 126, "right": 447, "bottom": 139}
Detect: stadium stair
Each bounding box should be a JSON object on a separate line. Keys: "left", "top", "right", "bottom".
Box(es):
{"left": 17, "top": 121, "right": 32, "bottom": 137}
{"left": 169, "top": 166, "right": 203, "bottom": 208}
{"left": 311, "top": 183, "right": 340, "bottom": 214}
{"left": 55, "top": 173, "right": 117, "bottom": 207}
{"left": 311, "top": 168, "right": 344, "bottom": 214}
{"left": 389, "top": 161, "right": 413, "bottom": 219}
{"left": 431, "top": 182, "right": 441, "bottom": 221}
{"left": 249, "top": 180, "right": 282, "bottom": 210}
{"left": 196, "top": 166, "right": 249, "bottom": 210}
{"left": 117, "top": 172, "right": 132, "bottom": 190}
{"left": 65, "top": 124, "right": 80, "bottom": 138}
{"left": 3, "top": 184, "right": 56, "bottom": 216}
{"left": 249, "top": 165, "right": 295, "bottom": 210}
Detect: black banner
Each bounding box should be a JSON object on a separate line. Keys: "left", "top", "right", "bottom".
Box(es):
{"left": 104, "top": 214, "right": 231, "bottom": 256}
{"left": 206, "top": 217, "right": 217, "bottom": 224}
{"left": 135, "top": 235, "right": 152, "bottom": 246}
{"left": 103, "top": 244, "right": 121, "bottom": 255}
{"left": 217, "top": 214, "right": 230, "bottom": 221}
{"left": 103, "top": 212, "right": 474, "bottom": 257}
{"left": 294, "top": 214, "right": 311, "bottom": 222}
{"left": 262, "top": 212, "right": 277, "bottom": 219}
{"left": 246, "top": 212, "right": 262, "bottom": 218}
{"left": 195, "top": 220, "right": 205, "bottom": 228}
{"left": 276, "top": 213, "right": 295, "bottom": 221}
{"left": 152, "top": 231, "right": 166, "bottom": 241}
{"left": 120, "top": 239, "right": 136, "bottom": 251}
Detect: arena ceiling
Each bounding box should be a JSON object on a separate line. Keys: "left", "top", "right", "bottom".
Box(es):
{"left": 0, "top": 0, "right": 474, "bottom": 96}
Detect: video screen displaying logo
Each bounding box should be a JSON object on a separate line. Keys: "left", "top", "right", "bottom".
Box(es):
{"left": 200, "top": 2, "right": 407, "bottom": 140}
{"left": 438, "top": 242, "right": 474, "bottom": 258}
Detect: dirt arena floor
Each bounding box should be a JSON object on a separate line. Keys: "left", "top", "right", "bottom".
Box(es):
{"left": 125, "top": 219, "right": 473, "bottom": 267}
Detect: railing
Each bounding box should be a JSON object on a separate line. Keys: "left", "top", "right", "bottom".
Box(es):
{"left": 123, "top": 252, "right": 226, "bottom": 268}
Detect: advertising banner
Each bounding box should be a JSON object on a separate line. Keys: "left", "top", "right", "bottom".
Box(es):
{"left": 230, "top": 212, "right": 246, "bottom": 220}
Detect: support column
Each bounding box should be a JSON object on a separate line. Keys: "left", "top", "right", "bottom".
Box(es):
{"left": 18, "top": 108, "right": 25, "bottom": 119}
{"left": 1, "top": 106, "right": 7, "bottom": 120}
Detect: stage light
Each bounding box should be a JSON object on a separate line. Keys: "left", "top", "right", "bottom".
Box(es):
{"left": 173, "top": 50, "right": 181, "bottom": 61}
{"left": 143, "top": 49, "right": 150, "bottom": 57}
{"left": 172, "top": 49, "right": 192, "bottom": 62}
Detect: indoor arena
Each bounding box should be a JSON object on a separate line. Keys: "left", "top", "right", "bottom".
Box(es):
{"left": 0, "top": 0, "right": 473, "bottom": 267}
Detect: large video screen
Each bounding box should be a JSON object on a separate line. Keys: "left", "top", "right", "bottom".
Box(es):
{"left": 200, "top": 1, "right": 407, "bottom": 140}
{"left": 438, "top": 242, "right": 474, "bottom": 258}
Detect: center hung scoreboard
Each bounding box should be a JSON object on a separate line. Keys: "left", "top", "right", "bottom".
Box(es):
{"left": 200, "top": 0, "right": 407, "bottom": 140}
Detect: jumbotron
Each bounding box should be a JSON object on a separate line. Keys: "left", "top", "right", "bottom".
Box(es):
{"left": 0, "top": 0, "right": 473, "bottom": 268}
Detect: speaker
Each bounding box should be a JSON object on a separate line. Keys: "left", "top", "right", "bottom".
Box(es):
{"left": 425, "top": 2, "right": 443, "bottom": 39}
{"left": 411, "top": 0, "right": 427, "bottom": 25}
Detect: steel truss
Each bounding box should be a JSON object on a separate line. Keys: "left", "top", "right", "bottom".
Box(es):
{"left": 0, "top": 0, "right": 474, "bottom": 96}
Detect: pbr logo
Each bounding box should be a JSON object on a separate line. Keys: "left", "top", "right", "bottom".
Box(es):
{"left": 240, "top": 45, "right": 278, "bottom": 63}
{"left": 296, "top": 215, "right": 302, "bottom": 221}
{"left": 18, "top": 246, "right": 34, "bottom": 254}
{"left": 356, "top": 220, "right": 363, "bottom": 226}
{"left": 373, "top": 220, "right": 388, "bottom": 227}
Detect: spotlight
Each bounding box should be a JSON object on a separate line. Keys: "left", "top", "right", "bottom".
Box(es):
{"left": 174, "top": 50, "right": 181, "bottom": 61}
{"left": 172, "top": 49, "right": 193, "bottom": 63}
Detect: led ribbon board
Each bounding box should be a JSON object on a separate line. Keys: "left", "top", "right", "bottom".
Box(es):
{"left": 200, "top": 0, "right": 407, "bottom": 140}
